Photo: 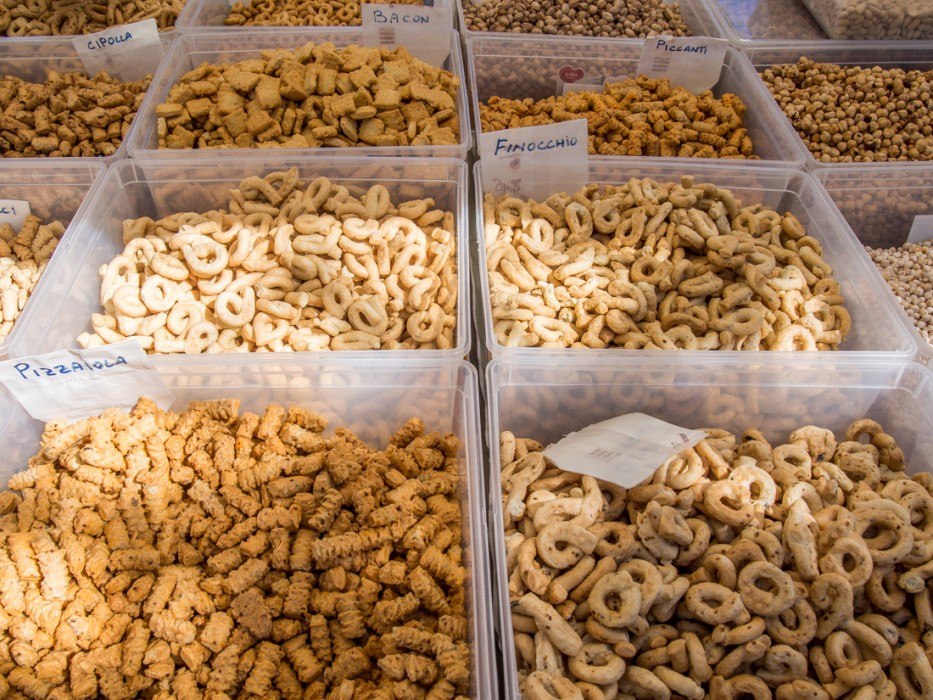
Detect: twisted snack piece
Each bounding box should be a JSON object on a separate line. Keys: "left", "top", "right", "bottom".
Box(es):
{"left": 501, "top": 419, "right": 932, "bottom": 698}
{"left": 0, "top": 401, "right": 471, "bottom": 697}
{"left": 485, "top": 177, "right": 849, "bottom": 350}
{"left": 80, "top": 168, "right": 458, "bottom": 353}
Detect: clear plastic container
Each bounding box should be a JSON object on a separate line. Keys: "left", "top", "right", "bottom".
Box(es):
{"left": 800, "top": 0, "right": 932, "bottom": 41}
{"left": 744, "top": 43, "right": 933, "bottom": 170}
{"left": 814, "top": 164, "right": 933, "bottom": 366}
{"left": 181, "top": 0, "right": 453, "bottom": 30}
{"left": 0, "top": 356, "right": 495, "bottom": 699}
{"left": 456, "top": 0, "right": 722, "bottom": 43}
{"left": 465, "top": 35, "right": 806, "bottom": 166}
{"left": 0, "top": 160, "right": 105, "bottom": 359}
{"left": 126, "top": 28, "right": 472, "bottom": 160}
{"left": 0, "top": 1, "right": 195, "bottom": 42}
{"left": 9, "top": 155, "right": 472, "bottom": 363}
{"left": 0, "top": 35, "right": 174, "bottom": 165}
{"left": 705, "top": 0, "right": 830, "bottom": 44}
{"left": 472, "top": 157, "right": 919, "bottom": 360}
{"left": 484, "top": 356, "right": 933, "bottom": 698}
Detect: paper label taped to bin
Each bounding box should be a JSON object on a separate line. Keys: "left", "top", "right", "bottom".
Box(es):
{"left": 908, "top": 215, "right": 933, "bottom": 244}
{"left": 636, "top": 36, "right": 728, "bottom": 93}
{"left": 543, "top": 413, "right": 706, "bottom": 488}
{"left": 479, "top": 119, "right": 588, "bottom": 201}
{"left": 0, "top": 341, "right": 173, "bottom": 422}
{"left": 0, "top": 200, "right": 30, "bottom": 231}
{"left": 73, "top": 19, "right": 163, "bottom": 82}
{"left": 362, "top": 4, "right": 452, "bottom": 67}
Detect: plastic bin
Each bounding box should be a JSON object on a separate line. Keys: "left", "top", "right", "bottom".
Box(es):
{"left": 744, "top": 43, "right": 933, "bottom": 171}
{"left": 456, "top": 0, "right": 721, "bottom": 43}
{"left": 9, "top": 155, "right": 472, "bottom": 363}
{"left": 0, "top": 357, "right": 494, "bottom": 699}
{"left": 705, "top": 0, "right": 830, "bottom": 44}
{"left": 472, "top": 157, "right": 919, "bottom": 360}
{"left": 181, "top": 0, "right": 454, "bottom": 30}
{"left": 0, "top": 160, "right": 105, "bottom": 359}
{"left": 465, "top": 35, "right": 806, "bottom": 166}
{"left": 126, "top": 28, "right": 472, "bottom": 160}
{"left": 0, "top": 35, "right": 174, "bottom": 165}
{"left": 814, "top": 164, "right": 933, "bottom": 366}
{"left": 0, "top": 1, "right": 195, "bottom": 42}
{"left": 485, "top": 356, "right": 933, "bottom": 699}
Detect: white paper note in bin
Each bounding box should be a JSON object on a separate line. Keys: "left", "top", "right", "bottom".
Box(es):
{"left": 362, "top": 4, "right": 452, "bottom": 67}
{"left": 73, "top": 19, "right": 164, "bottom": 82}
{"left": 636, "top": 36, "right": 729, "bottom": 93}
{"left": 544, "top": 413, "right": 706, "bottom": 488}
{"left": 0, "top": 341, "right": 173, "bottom": 422}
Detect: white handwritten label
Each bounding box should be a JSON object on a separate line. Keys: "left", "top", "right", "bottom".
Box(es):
{"left": 479, "top": 120, "right": 588, "bottom": 202}
{"left": 361, "top": 4, "right": 452, "bottom": 67}
{"left": 560, "top": 81, "right": 604, "bottom": 95}
{"left": 0, "top": 341, "right": 173, "bottom": 422}
{"left": 0, "top": 199, "right": 30, "bottom": 231}
{"left": 73, "top": 19, "right": 163, "bottom": 82}
{"left": 636, "top": 36, "right": 728, "bottom": 93}
{"left": 544, "top": 413, "right": 706, "bottom": 489}
{"left": 908, "top": 215, "right": 933, "bottom": 244}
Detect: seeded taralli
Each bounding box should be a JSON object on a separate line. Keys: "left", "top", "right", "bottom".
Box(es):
{"left": 156, "top": 41, "right": 460, "bottom": 150}
{"left": 865, "top": 239, "right": 933, "bottom": 346}
{"left": 0, "top": 71, "right": 151, "bottom": 159}
{"left": 0, "top": 215, "right": 65, "bottom": 346}
{"left": 0, "top": 0, "right": 186, "bottom": 36}
{"left": 500, "top": 420, "right": 933, "bottom": 699}
{"left": 0, "top": 399, "right": 471, "bottom": 698}
{"left": 761, "top": 58, "right": 932, "bottom": 163}
{"left": 484, "top": 178, "right": 849, "bottom": 350}
{"left": 462, "top": 0, "right": 691, "bottom": 38}
{"left": 480, "top": 77, "right": 756, "bottom": 159}
{"left": 226, "top": 0, "right": 423, "bottom": 27}
{"left": 80, "top": 168, "right": 458, "bottom": 353}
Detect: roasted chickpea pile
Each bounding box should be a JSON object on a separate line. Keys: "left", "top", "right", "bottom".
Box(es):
{"left": 0, "top": 0, "right": 185, "bottom": 36}
{"left": 484, "top": 179, "right": 849, "bottom": 350}
{"left": 761, "top": 58, "right": 932, "bottom": 163}
{"left": 500, "top": 419, "right": 933, "bottom": 699}
{"left": 225, "top": 0, "right": 422, "bottom": 27}
{"left": 0, "top": 399, "right": 471, "bottom": 698}
{"left": 80, "top": 168, "right": 458, "bottom": 353}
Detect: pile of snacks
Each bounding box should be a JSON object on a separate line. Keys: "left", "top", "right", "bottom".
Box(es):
{"left": 0, "top": 71, "right": 151, "bottom": 159}
{"left": 801, "top": 0, "right": 933, "bottom": 40}
{"left": 500, "top": 419, "right": 933, "bottom": 698}
{"left": 226, "top": 0, "right": 422, "bottom": 27}
{"left": 479, "top": 77, "right": 756, "bottom": 159}
{"left": 0, "top": 0, "right": 185, "bottom": 36}
{"left": 156, "top": 42, "right": 460, "bottom": 150}
{"left": 0, "top": 215, "right": 65, "bottom": 345}
{"left": 866, "top": 239, "right": 933, "bottom": 345}
{"left": 761, "top": 58, "right": 933, "bottom": 163}
{"left": 79, "top": 168, "right": 458, "bottom": 353}
{"left": 484, "top": 178, "right": 849, "bottom": 350}
{"left": 462, "top": 0, "right": 690, "bottom": 38}
{"left": 0, "top": 398, "right": 471, "bottom": 698}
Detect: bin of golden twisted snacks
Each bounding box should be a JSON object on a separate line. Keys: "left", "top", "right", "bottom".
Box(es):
{"left": 0, "top": 355, "right": 491, "bottom": 697}
{"left": 467, "top": 36, "right": 807, "bottom": 164}
{"left": 0, "top": 0, "right": 187, "bottom": 37}
{"left": 132, "top": 33, "right": 467, "bottom": 156}
{"left": 477, "top": 163, "right": 922, "bottom": 355}
{"left": 488, "top": 358, "right": 933, "bottom": 699}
